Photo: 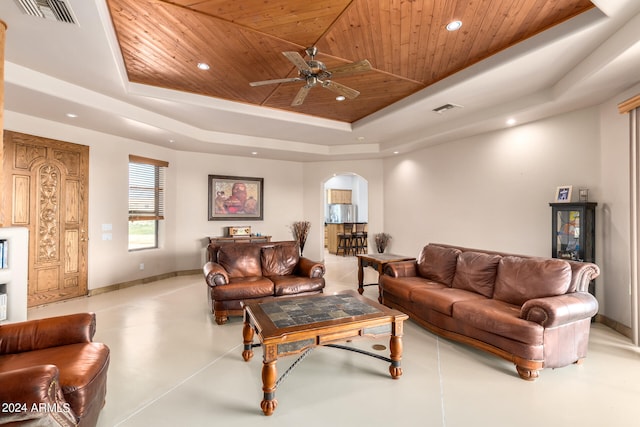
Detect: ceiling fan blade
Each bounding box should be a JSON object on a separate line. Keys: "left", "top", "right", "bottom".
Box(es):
{"left": 322, "top": 80, "right": 360, "bottom": 99}
{"left": 329, "top": 59, "right": 372, "bottom": 77}
{"left": 291, "top": 85, "right": 312, "bottom": 106}
{"left": 249, "top": 77, "right": 303, "bottom": 87}
{"left": 283, "top": 51, "right": 312, "bottom": 72}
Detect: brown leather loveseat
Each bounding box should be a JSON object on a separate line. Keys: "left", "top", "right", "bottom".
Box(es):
{"left": 0, "top": 313, "right": 110, "bottom": 426}
{"left": 379, "top": 243, "right": 600, "bottom": 380}
{"left": 203, "top": 240, "right": 325, "bottom": 324}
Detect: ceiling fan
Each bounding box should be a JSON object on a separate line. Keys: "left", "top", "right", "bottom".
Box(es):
{"left": 249, "top": 47, "right": 372, "bottom": 106}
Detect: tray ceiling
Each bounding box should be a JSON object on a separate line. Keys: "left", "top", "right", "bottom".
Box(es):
{"left": 106, "top": 0, "right": 595, "bottom": 123}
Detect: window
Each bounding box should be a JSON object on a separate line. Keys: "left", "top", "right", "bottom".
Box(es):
{"left": 128, "top": 155, "right": 168, "bottom": 250}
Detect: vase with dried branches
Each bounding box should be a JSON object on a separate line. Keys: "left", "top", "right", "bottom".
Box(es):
{"left": 291, "top": 221, "right": 311, "bottom": 256}
{"left": 375, "top": 232, "right": 392, "bottom": 253}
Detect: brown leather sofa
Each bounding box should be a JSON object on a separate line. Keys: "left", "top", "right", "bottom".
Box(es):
{"left": 203, "top": 240, "right": 325, "bottom": 324}
{"left": 0, "top": 312, "right": 110, "bottom": 426}
{"left": 379, "top": 243, "right": 600, "bottom": 380}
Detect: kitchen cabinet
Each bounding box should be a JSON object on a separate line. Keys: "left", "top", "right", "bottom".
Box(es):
{"left": 327, "top": 189, "right": 352, "bottom": 204}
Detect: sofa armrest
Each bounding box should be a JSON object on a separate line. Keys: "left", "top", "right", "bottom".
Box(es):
{"left": 0, "top": 365, "right": 78, "bottom": 426}
{"left": 296, "top": 257, "right": 325, "bottom": 278}
{"left": 521, "top": 292, "right": 598, "bottom": 327}
{"left": 383, "top": 260, "right": 417, "bottom": 278}
{"left": 0, "top": 313, "right": 96, "bottom": 354}
{"left": 203, "top": 261, "right": 229, "bottom": 286}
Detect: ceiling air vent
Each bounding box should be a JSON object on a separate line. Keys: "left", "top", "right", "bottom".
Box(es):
{"left": 14, "top": 0, "right": 77, "bottom": 24}
{"left": 432, "top": 103, "right": 463, "bottom": 114}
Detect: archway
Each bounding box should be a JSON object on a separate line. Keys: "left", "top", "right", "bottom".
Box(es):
{"left": 322, "top": 173, "right": 369, "bottom": 255}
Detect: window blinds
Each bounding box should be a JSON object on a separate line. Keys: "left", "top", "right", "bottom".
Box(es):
{"left": 128, "top": 155, "right": 169, "bottom": 221}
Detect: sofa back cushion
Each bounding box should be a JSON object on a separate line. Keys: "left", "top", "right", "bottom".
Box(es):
{"left": 261, "top": 242, "right": 300, "bottom": 276}
{"left": 217, "top": 244, "right": 263, "bottom": 278}
{"left": 451, "top": 251, "right": 501, "bottom": 298}
{"left": 493, "top": 256, "right": 572, "bottom": 306}
{"left": 417, "top": 244, "right": 461, "bottom": 286}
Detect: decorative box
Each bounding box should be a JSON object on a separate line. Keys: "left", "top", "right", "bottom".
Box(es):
{"left": 227, "top": 226, "right": 251, "bottom": 236}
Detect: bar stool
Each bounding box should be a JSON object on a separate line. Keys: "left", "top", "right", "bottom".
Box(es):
{"left": 352, "top": 222, "right": 368, "bottom": 254}
{"left": 336, "top": 223, "right": 354, "bottom": 256}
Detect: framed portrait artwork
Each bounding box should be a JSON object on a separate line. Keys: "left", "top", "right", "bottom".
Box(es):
{"left": 208, "top": 175, "right": 264, "bottom": 220}
{"left": 554, "top": 185, "right": 573, "bottom": 203}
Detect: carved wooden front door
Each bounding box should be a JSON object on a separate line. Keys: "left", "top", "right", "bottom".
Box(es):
{"left": 2, "top": 131, "right": 89, "bottom": 307}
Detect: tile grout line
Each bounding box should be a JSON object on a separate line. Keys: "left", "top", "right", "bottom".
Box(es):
{"left": 112, "top": 342, "right": 243, "bottom": 426}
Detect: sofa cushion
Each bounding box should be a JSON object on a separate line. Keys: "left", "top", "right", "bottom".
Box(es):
{"left": 213, "top": 276, "right": 275, "bottom": 300}
{"left": 411, "top": 287, "right": 486, "bottom": 317}
{"left": 451, "top": 251, "right": 501, "bottom": 298}
{"left": 416, "top": 244, "right": 461, "bottom": 286}
{"left": 217, "top": 244, "right": 263, "bottom": 278}
{"left": 453, "top": 299, "right": 544, "bottom": 345}
{"left": 493, "top": 257, "right": 572, "bottom": 306}
{"left": 381, "top": 276, "right": 446, "bottom": 302}
{"left": 271, "top": 275, "right": 324, "bottom": 296}
{"left": 261, "top": 242, "right": 299, "bottom": 276}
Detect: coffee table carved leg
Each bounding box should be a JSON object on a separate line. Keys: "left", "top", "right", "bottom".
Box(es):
{"left": 242, "top": 320, "right": 254, "bottom": 361}
{"left": 389, "top": 321, "right": 404, "bottom": 379}
{"left": 261, "top": 358, "right": 278, "bottom": 416}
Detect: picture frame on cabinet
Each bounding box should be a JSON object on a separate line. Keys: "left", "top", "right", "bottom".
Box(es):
{"left": 554, "top": 185, "right": 573, "bottom": 203}
{"left": 208, "top": 175, "right": 264, "bottom": 221}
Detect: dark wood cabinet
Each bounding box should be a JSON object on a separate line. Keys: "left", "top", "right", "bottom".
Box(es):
{"left": 550, "top": 202, "right": 596, "bottom": 295}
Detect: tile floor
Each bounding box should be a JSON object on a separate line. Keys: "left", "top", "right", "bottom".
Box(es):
{"left": 28, "top": 253, "right": 640, "bottom": 427}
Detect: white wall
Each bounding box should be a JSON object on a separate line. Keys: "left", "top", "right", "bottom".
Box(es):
{"left": 173, "top": 150, "right": 304, "bottom": 270}
{"left": 383, "top": 109, "right": 605, "bottom": 297}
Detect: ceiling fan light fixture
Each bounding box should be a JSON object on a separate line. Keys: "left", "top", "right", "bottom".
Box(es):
{"left": 336, "top": 95, "right": 346, "bottom": 102}
{"left": 446, "top": 20, "right": 463, "bottom": 31}
{"left": 197, "top": 62, "right": 210, "bottom": 70}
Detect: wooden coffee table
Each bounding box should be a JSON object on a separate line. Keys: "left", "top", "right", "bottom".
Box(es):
{"left": 357, "top": 253, "right": 416, "bottom": 295}
{"left": 242, "top": 290, "right": 408, "bottom": 416}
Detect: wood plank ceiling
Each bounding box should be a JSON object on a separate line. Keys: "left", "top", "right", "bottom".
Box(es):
{"left": 106, "top": 0, "right": 594, "bottom": 123}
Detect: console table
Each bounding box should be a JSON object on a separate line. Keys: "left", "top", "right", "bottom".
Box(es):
{"left": 356, "top": 253, "right": 416, "bottom": 296}
{"left": 208, "top": 235, "right": 271, "bottom": 245}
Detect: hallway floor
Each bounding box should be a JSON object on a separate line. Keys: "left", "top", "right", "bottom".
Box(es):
{"left": 28, "top": 253, "right": 640, "bottom": 427}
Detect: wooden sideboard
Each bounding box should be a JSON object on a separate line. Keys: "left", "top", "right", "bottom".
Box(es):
{"left": 209, "top": 235, "right": 272, "bottom": 245}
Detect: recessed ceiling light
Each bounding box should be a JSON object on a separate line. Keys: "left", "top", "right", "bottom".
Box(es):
{"left": 197, "top": 62, "right": 210, "bottom": 70}
{"left": 393, "top": 151, "right": 400, "bottom": 154}
{"left": 169, "top": 139, "right": 175, "bottom": 143}
{"left": 506, "top": 118, "right": 517, "bottom": 126}
{"left": 251, "top": 151, "right": 258, "bottom": 156}
{"left": 446, "top": 20, "right": 462, "bottom": 31}
{"left": 66, "top": 113, "right": 78, "bottom": 118}
{"left": 336, "top": 95, "right": 346, "bottom": 102}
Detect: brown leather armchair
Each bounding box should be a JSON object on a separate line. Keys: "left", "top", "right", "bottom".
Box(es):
{"left": 0, "top": 313, "right": 110, "bottom": 426}
{"left": 204, "top": 241, "right": 325, "bottom": 324}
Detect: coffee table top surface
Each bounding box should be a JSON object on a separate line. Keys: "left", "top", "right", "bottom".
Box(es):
{"left": 244, "top": 290, "right": 407, "bottom": 339}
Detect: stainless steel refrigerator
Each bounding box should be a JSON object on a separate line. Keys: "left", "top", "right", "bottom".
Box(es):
{"left": 327, "top": 204, "right": 356, "bottom": 223}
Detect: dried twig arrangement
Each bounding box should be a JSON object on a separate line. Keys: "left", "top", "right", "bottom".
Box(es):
{"left": 375, "top": 232, "right": 392, "bottom": 253}
{"left": 291, "top": 221, "right": 311, "bottom": 255}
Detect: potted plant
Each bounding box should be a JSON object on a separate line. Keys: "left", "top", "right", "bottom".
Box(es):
{"left": 375, "top": 232, "right": 391, "bottom": 253}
